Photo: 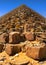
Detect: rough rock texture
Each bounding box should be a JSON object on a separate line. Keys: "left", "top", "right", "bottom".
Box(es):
{"left": 5, "top": 44, "right": 21, "bottom": 55}
{"left": 21, "top": 41, "right": 41, "bottom": 52}
{"left": 26, "top": 42, "right": 46, "bottom": 60}
{"left": 0, "top": 5, "right": 46, "bottom": 65}
{"left": 20, "top": 34, "right": 26, "bottom": 42}
{"left": 0, "top": 5, "right": 45, "bottom": 34}
{"left": 9, "top": 32, "right": 21, "bottom": 44}
{"left": 14, "top": 59, "right": 29, "bottom": 65}
{"left": 36, "top": 33, "right": 46, "bottom": 43}
{"left": 25, "top": 32, "right": 35, "bottom": 41}
{"left": 0, "top": 33, "right": 9, "bottom": 43}
{"left": 9, "top": 32, "right": 26, "bottom": 44}
{"left": 5, "top": 43, "right": 27, "bottom": 56}
{"left": 0, "top": 43, "right": 4, "bottom": 52}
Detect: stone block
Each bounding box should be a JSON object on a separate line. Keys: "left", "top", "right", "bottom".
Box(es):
{"left": 9, "top": 32, "right": 21, "bottom": 44}
{"left": 0, "top": 33, "right": 9, "bottom": 43}
{"left": 5, "top": 44, "right": 21, "bottom": 56}
{"left": 26, "top": 43, "right": 46, "bottom": 60}
{"left": 25, "top": 32, "right": 35, "bottom": 41}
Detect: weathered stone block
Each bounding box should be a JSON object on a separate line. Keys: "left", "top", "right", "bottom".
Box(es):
{"left": 9, "top": 32, "right": 21, "bottom": 44}
{"left": 0, "top": 33, "right": 5, "bottom": 43}
{"left": 5, "top": 44, "right": 21, "bottom": 56}
{"left": 26, "top": 43, "right": 46, "bottom": 60}
{"left": 0, "top": 33, "right": 9, "bottom": 43}
{"left": 25, "top": 32, "right": 35, "bottom": 41}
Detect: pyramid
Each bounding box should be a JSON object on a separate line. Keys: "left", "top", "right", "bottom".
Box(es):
{"left": 0, "top": 5, "right": 46, "bottom": 33}
{"left": 0, "top": 5, "right": 46, "bottom": 65}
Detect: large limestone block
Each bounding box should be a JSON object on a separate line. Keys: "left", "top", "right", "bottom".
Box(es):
{"left": 0, "top": 33, "right": 6, "bottom": 43}
{"left": 9, "top": 32, "right": 21, "bottom": 44}
{"left": 26, "top": 43, "right": 46, "bottom": 60}
{"left": 0, "top": 33, "right": 9, "bottom": 43}
{"left": 5, "top": 44, "right": 22, "bottom": 56}
{"left": 25, "top": 32, "right": 35, "bottom": 41}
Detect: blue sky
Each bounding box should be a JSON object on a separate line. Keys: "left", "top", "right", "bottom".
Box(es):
{"left": 0, "top": 0, "right": 46, "bottom": 18}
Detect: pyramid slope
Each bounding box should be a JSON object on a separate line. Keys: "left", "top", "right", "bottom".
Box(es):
{"left": 0, "top": 5, "right": 45, "bottom": 20}
{"left": 0, "top": 5, "right": 46, "bottom": 33}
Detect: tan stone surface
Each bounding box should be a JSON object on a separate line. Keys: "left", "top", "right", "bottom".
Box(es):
{"left": 5, "top": 44, "right": 21, "bottom": 56}
{"left": 0, "top": 33, "right": 9, "bottom": 43}
{"left": 0, "top": 51, "right": 46, "bottom": 65}
{"left": 0, "top": 33, "right": 5, "bottom": 43}
{"left": 0, "top": 5, "right": 45, "bottom": 33}
{"left": 0, "top": 51, "right": 39, "bottom": 65}
{"left": 0, "top": 43, "right": 4, "bottom": 52}
{"left": 25, "top": 32, "right": 35, "bottom": 41}
{"left": 9, "top": 32, "right": 21, "bottom": 44}
{"left": 26, "top": 43, "right": 46, "bottom": 60}
{"left": 0, "top": 5, "right": 46, "bottom": 65}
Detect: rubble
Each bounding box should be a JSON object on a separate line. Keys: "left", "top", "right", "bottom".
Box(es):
{"left": 36, "top": 33, "right": 46, "bottom": 43}
{"left": 0, "top": 56, "right": 6, "bottom": 62}
{"left": 0, "top": 5, "right": 46, "bottom": 65}
{"left": 15, "top": 59, "right": 30, "bottom": 65}
{"left": 0, "top": 33, "right": 9, "bottom": 43}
